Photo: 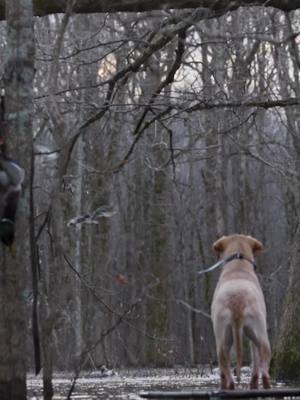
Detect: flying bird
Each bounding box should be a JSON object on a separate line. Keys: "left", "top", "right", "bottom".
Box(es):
{"left": 68, "top": 205, "right": 117, "bottom": 227}
{"left": 0, "top": 155, "right": 25, "bottom": 256}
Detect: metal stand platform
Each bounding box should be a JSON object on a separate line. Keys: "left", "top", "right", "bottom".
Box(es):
{"left": 140, "top": 388, "right": 300, "bottom": 399}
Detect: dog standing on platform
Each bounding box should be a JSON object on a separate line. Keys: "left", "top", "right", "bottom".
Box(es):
{"left": 211, "top": 234, "right": 271, "bottom": 390}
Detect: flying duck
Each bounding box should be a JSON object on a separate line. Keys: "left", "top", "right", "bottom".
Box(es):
{"left": 68, "top": 205, "right": 117, "bottom": 227}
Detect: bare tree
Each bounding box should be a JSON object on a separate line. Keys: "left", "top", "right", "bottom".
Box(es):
{"left": 0, "top": 0, "right": 34, "bottom": 399}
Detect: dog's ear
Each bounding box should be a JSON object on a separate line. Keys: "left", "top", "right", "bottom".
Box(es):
{"left": 213, "top": 236, "right": 227, "bottom": 254}
{"left": 247, "top": 236, "right": 263, "bottom": 255}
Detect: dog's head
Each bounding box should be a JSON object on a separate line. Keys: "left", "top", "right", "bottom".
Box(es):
{"left": 212, "top": 234, "right": 263, "bottom": 257}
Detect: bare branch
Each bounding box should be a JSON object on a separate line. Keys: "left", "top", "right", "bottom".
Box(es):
{"left": 182, "top": 97, "right": 300, "bottom": 113}
{"left": 176, "top": 299, "right": 211, "bottom": 320}
{"left": 6, "top": 0, "right": 300, "bottom": 19}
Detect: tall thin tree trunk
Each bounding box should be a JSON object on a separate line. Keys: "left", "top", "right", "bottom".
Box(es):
{"left": 74, "top": 136, "right": 84, "bottom": 358}
{"left": 0, "top": 0, "right": 34, "bottom": 399}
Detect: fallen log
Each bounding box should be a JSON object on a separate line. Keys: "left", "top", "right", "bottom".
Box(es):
{"left": 140, "top": 388, "right": 300, "bottom": 399}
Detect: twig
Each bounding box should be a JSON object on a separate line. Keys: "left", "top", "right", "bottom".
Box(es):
{"left": 63, "top": 253, "right": 117, "bottom": 315}
{"left": 176, "top": 299, "right": 211, "bottom": 320}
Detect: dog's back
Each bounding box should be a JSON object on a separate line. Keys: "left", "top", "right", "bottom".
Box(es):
{"left": 211, "top": 234, "right": 271, "bottom": 389}
{"left": 212, "top": 278, "right": 267, "bottom": 381}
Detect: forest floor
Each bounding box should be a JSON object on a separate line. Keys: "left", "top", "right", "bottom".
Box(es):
{"left": 27, "top": 367, "right": 286, "bottom": 399}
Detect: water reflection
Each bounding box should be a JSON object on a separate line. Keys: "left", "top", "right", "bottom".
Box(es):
{"left": 27, "top": 367, "right": 288, "bottom": 400}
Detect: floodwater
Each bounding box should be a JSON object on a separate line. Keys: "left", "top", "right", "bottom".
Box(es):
{"left": 27, "top": 367, "right": 285, "bottom": 399}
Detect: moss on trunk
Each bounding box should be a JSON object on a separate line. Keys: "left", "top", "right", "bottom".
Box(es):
{"left": 145, "top": 169, "right": 169, "bottom": 365}
{"left": 273, "top": 226, "right": 300, "bottom": 380}
{"left": 273, "top": 330, "right": 300, "bottom": 380}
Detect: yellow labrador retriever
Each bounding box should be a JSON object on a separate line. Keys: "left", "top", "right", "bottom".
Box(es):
{"left": 211, "top": 234, "right": 271, "bottom": 390}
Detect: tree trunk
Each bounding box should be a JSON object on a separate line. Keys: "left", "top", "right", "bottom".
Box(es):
{"left": 74, "top": 136, "right": 84, "bottom": 360}
{"left": 0, "top": 0, "right": 34, "bottom": 399}
{"left": 273, "top": 225, "right": 300, "bottom": 379}
{"left": 272, "top": 15, "right": 300, "bottom": 379}
{"left": 146, "top": 167, "right": 170, "bottom": 364}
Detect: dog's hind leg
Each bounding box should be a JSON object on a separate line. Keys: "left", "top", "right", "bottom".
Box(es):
{"left": 217, "top": 325, "right": 234, "bottom": 390}
{"left": 218, "top": 345, "right": 235, "bottom": 389}
{"left": 245, "top": 319, "right": 271, "bottom": 389}
{"left": 232, "top": 320, "right": 243, "bottom": 384}
{"left": 259, "top": 340, "right": 271, "bottom": 389}
{"left": 249, "top": 343, "right": 259, "bottom": 389}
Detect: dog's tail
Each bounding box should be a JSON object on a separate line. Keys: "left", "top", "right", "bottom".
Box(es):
{"left": 232, "top": 319, "right": 243, "bottom": 383}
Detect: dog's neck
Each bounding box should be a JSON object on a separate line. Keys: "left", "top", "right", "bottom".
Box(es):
{"left": 222, "top": 240, "right": 255, "bottom": 261}
{"left": 223, "top": 252, "right": 257, "bottom": 270}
